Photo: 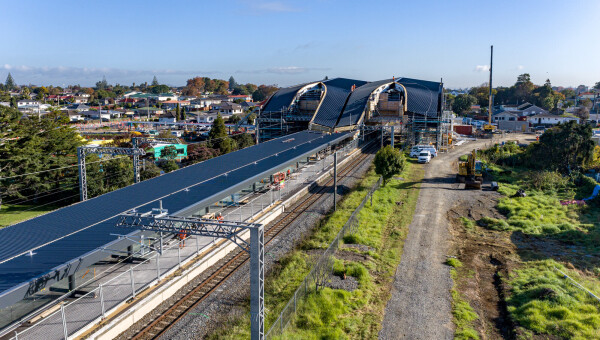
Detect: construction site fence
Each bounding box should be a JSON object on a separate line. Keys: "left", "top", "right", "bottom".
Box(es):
{"left": 8, "top": 135, "right": 364, "bottom": 340}
{"left": 265, "top": 176, "right": 383, "bottom": 339}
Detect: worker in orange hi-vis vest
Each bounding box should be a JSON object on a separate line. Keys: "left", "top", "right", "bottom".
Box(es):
{"left": 178, "top": 230, "right": 188, "bottom": 247}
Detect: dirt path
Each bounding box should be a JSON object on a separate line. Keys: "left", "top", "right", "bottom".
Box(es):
{"left": 379, "top": 136, "right": 527, "bottom": 340}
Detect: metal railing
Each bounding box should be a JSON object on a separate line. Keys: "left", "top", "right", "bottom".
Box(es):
{"left": 265, "top": 176, "right": 382, "bottom": 339}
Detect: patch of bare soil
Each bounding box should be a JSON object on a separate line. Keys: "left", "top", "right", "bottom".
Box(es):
{"left": 448, "top": 197, "right": 518, "bottom": 340}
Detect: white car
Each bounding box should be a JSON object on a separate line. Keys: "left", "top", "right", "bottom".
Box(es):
{"left": 418, "top": 151, "right": 431, "bottom": 163}
{"left": 410, "top": 145, "right": 437, "bottom": 158}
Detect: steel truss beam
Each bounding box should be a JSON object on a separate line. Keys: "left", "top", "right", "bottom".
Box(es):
{"left": 116, "top": 209, "right": 265, "bottom": 340}
{"left": 77, "top": 146, "right": 145, "bottom": 201}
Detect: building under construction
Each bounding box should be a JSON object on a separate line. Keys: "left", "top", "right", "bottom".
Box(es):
{"left": 257, "top": 76, "right": 451, "bottom": 150}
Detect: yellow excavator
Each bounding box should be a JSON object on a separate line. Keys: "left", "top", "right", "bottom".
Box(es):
{"left": 457, "top": 149, "right": 483, "bottom": 189}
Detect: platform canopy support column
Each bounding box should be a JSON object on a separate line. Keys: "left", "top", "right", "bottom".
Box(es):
{"left": 116, "top": 207, "right": 265, "bottom": 340}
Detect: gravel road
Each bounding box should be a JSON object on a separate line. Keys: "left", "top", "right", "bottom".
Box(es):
{"left": 379, "top": 135, "right": 527, "bottom": 340}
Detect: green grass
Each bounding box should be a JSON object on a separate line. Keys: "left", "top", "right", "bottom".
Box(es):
{"left": 507, "top": 260, "right": 600, "bottom": 339}
{"left": 0, "top": 204, "right": 57, "bottom": 227}
{"left": 450, "top": 267, "right": 480, "bottom": 340}
{"left": 208, "top": 161, "right": 424, "bottom": 339}
{"left": 446, "top": 258, "right": 463, "bottom": 268}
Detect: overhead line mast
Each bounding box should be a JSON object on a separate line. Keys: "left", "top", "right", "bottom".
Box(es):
{"left": 488, "top": 45, "right": 493, "bottom": 126}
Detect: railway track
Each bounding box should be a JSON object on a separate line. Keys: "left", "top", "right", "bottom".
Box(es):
{"left": 128, "top": 143, "right": 376, "bottom": 340}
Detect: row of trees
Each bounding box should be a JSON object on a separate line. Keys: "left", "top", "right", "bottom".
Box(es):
{"left": 449, "top": 74, "right": 600, "bottom": 116}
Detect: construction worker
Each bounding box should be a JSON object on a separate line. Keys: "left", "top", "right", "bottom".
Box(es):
{"left": 217, "top": 212, "right": 224, "bottom": 223}
{"left": 178, "top": 230, "right": 188, "bottom": 247}
{"left": 287, "top": 169, "right": 291, "bottom": 178}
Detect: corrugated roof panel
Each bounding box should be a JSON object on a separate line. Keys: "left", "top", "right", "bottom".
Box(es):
{"left": 312, "top": 86, "right": 351, "bottom": 128}
{"left": 397, "top": 78, "right": 441, "bottom": 116}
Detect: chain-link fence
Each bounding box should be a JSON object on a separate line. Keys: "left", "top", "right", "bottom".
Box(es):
{"left": 9, "top": 137, "right": 364, "bottom": 340}
{"left": 265, "top": 176, "right": 382, "bottom": 339}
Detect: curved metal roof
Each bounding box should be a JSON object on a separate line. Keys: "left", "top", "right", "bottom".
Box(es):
{"left": 261, "top": 82, "right": 318, "bottom": 113}
{"left": 397, "top": 77, "right": 442, "bottom": 116}
{"left": 311, "top": 78, "right": 367, "bottom": 128}
{"left": 337, "top": 79, "right": 394, "bottom": 127}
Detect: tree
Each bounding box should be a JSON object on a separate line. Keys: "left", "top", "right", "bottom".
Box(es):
{"left": 208, "top": 114, "right": 227, "bottom": 143}
{"left": 228, "top": 76, "right": 237, "bottom": 91}
{"left": 149, "top": 84, "right": 170, "bottom": 94}
{"left": 175, "top": 103, "right": 181, "bottom": 122}
{"left": 5, "top": 73, "right": 15, "bottom": 90}
{"left": 159, "top": 159, "right": 179, "bottom": 173}
{"left": 252, "top": 85, "right": 279, "bottom": 102}
{"left": 468, "top": 84, "right": 496, "bottom": 107}
{"left": 452, "top": 94, "right": 477, "bottom": 114}
{"left": 218, "top": 137, "right": 238, "bottom": 154}
{"left": 152, "top": 76, "right": 159, "bottom": 86}
{"left": 514, "top": 73, "right": 535, "bottom": 103}
{"left": 160, "top": 145, "right": 178, "bottom": 160}
{"left": 524, "top": 121, "right": 595, "bottom": 173}
{"left": 185, "top": 144, "right": 219, "bottom": 165}
{"left": 96, "top": 76, "right": 108, "bottom": 90}
{"left": 231, "top": 133, "right": 254, "bottom": 149}
{"left": 228, "top": 114, "right": 242, "bottom": 124}
{"left": 594, "top": 82, "right": 600, "bottom": 91}
{"left": 561, "top": 88, "right": 576, "bottom": 99}
{"left": 141, "top": 160, "right": 162, "bottom": 180}
{"left": 374, "top": 146, "right": 405, "bottom": 184}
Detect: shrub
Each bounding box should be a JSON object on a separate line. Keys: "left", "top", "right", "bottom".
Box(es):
{"left": 528, "top": 171, "right": 569, "bottom": 192}
{"left": 446, "top": 258, "right": 463, "bottom": 268}
{"left": 374, "top": 146, "right": 405, "bottom": 184}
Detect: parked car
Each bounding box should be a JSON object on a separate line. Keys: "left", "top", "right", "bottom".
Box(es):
{"left": 410, "top": 145, "right": 437, "bottom": 158}
{"left": 418, "top": 151, "right": 431, "bottom": 163}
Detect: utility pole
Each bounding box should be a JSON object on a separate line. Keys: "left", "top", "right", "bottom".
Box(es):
{"left": 488, "top": 45, "right": 494, "bottom": 127}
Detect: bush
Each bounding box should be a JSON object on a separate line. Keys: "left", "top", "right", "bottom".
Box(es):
{"left": 528, "top": 171, "right": 569, "bottom": 192}
{"left": 446, "top": 258, "right": 463, "bottom": 268}
{"left": 477, "top": 216, "right": 510, "bottom": 231}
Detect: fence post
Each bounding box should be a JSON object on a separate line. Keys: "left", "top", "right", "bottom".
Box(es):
{"left": 61, "top": 304, "right": 68, "bottom": 340}
{"left": 280, "top": 312, "right": 284, "bottom": 333}
{"left": 196, "top": 236, "right": 199, "bottom": 255}
{"left": 130, "top": 268, "right": 136, "bottom": 299}
{"left": 100, "top": 284, "right": 105, "bottom": 318}
{"left": 294, "top": 290, "right": 297, "bottom": 312}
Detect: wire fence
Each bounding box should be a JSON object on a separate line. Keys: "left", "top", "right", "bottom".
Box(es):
{"left": 8, "top": 137, "right": 363, "bottom": 340}
{"left": 265, "top": 176, "right": 383, "bottom": 339}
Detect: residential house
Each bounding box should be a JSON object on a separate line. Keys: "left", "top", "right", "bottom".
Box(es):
{"left": 158, "top": 111, "right": 177, "bottom": 123}
{"left": 68, "top": 112, "right": 85, "bottom": 122}
{"left": 135, "top": 107, "right": 164, "bottom": 118}
{"left": 470, "top": 105, "right": 481, "bottom": 114}
{"left": 161, "top": 100, "right": 190, "bottom": 110}
{"left": 577, "top": 92, "right": 596, "bottom": 101}
{"left": 157, "top": 93, "right": 178, "bottom": 101}
{"left": 17, "top": 99, "right": 39, "bottom": 107}
{"left": 195, "top": 113, "right": 220, "bottom": 123}
{"left": 72, "top": 96, "right": 89, "bottom": 104}
{"left": 67, "top": 104, "right": 90, "bottom": 112}
{"left": 228, "top": 94, "right": 252, "bottom": 102}
{"left": 0, "top": 102, "right": 9, "bottom": 107}
{"left": 81, "top": 110, "right": 111, "bottom": 121}
{"left": 519, "top": 104, "right": 548, "bottom": 116}
{"left": 528, "top": 113, "right": 579, "bottom": 126}
{"left": 492, "top": 111, "right": 519, "bottom": 122}
{"left": 216, "top": 102, "right": 243, "bottom": 115}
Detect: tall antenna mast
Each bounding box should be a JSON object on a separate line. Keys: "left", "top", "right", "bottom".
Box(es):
{"left": 488, "top": 45, "right": 493, "bottom": 125}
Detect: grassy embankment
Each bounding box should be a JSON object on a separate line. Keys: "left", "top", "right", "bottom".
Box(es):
{"left": 460, "top": 143, "right": 600, "bottom": 339}
{"left": 209, "top": 160, "right": 424, "bottom": 339}
{"left": 447, "top": 257, "right": 480, "bottom": 340}
{"left": 0, "top": 204, "right": 57, "bottom": 227}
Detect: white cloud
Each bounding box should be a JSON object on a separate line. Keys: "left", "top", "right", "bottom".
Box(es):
{"left": 475, "top": 65, "right": 490, "bottom": 72}
{"left": 242, "top": 1, "right": 299, "bottom": 13}
{"left": 236, "top": 66, "right": 330, "bottom": 74}
{"left": 517, "top": 65, "right": 524, "bottom": 70}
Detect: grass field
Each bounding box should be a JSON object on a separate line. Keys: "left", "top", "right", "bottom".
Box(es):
{"left": 0, "top": 204, "right": 57, "bottom": 227}
{"left": 208, "top": 160, "right": 424, "bottom": 339}
{"left": 479, "top": 154, "right": 600, "bottom": 339}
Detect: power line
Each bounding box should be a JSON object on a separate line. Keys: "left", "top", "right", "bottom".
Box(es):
{"left": 0, "top": 155, "right": 130, "bottom": 180}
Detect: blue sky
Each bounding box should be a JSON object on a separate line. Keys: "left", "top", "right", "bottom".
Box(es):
{"left": 1, "top": 0, "right": 598, "bottom": 89}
